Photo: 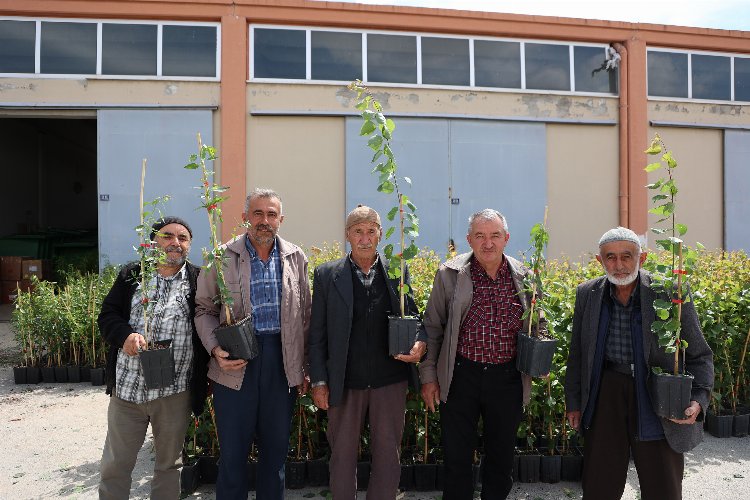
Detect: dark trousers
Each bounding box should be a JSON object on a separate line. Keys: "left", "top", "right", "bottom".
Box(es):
{"left": 441, "top": 355, "right": 523, "bottom": 500}
{"left": 213, "top": 335, "right": 297, "bottom": 500}
{"left": 326, "top": 380, "right": 408, "bottom": 500}
{"left": 583, "top": 369, "right": 684, "bottom": 500}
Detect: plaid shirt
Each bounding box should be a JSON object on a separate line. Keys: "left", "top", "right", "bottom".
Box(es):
{"left": 246, "top": 236, "right": 282, "bottom": 334}
{"left": 605, "top": 279, "right": 638, "bottom": 365}
{"left": 349, "top": 252, "right": 378, "bottom": 288}
{"left": 457, "top": 256, "right": 524, "bottom": 364}
{"left": 116, "top": 265, "right": 193, "bottom": 403}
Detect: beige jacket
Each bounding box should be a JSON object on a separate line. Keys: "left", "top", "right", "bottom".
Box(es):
{"left": 195, "top": 234, "right": 311, "bottom": 390}
{"left": 419, "top": 252, "right": 533, "bottom": 405}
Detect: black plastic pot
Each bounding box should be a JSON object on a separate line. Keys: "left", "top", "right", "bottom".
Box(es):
{"left": 558, "top": 448, "right": 583, "bottom": 482}
{"left": 54, "top": 366, "right": 69, "bottom": 383}
{"left": 733, "top": 411, "right": 750, "bottom": 437}
{"left": 649, "top": 372, "right": 694, "bottom": 420}
{"left": 513, "top": 453, "right": 520, "bottom": 482}
{"left": 214, "top": 316, "right": 258, "bottom": 360}
{"left": 388, "top": 316, "right": 419, "bottom": 356}
{"left": 80, "top": 365, "right": 91, "bottom": 382}
{"left": 540, "top": 454, "right": 561, "bottom": 483}
{"left": 67, "top": 365, "right": 81, "bottom": 383}
{"left": 41, "top": 366, "right": 56, "bottom": 383}
{"left": 435, "top": 463, "right": 444, "bottom": 491}
{"left": 13, "top": 366, "right": 27, "bottom": 384}
{"left": 356, "top": 461, "right": 370, "bottom": 490}
{"left": 706, "top": 410, "right": 733, "bottom": 438}
{"left": 181, "top": 460, "right": 201, "bottom": 494}
{"left": 139, "top": 341, "right": 175, "bottom": 390}
{"left": 516, "top": 331, "right": 558, "bottom": 377}
{"left": 90, "top": 367, "right": 106, "bottom": 386}
{"left": 517, "top": 452, "right": 541, "bottom": 483}
{"left": 285, "top": 461, "right": 306, "bottom": 489}
{"left": 306, "top": 457, "right": 329, "bottom": 487}
{"left": 413, "top": 463, "right": 436, "bottom": 491}
{"left": 27, "top": 367, "right": 41, "bottom": 384}
{"left": 399, "top": 463, "right": 414, "bottom": 491}
{"left": 199, "top": 456, "right": 219, "bottom": 483}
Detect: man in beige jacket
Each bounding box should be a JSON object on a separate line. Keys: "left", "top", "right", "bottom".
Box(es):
{"left": 195, "top": 188, "right": 311, "bottom": 499}
{"left": 420, "top": 209, "right": 533, "bottom": 500}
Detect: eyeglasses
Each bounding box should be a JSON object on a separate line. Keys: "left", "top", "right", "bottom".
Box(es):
{"left": 157, "top": 232, "right": 190, "bottom": 243}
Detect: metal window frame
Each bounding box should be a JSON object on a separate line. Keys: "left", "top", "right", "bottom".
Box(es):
{"left": 0, "top": 16, "right": 220, "bottom": 81}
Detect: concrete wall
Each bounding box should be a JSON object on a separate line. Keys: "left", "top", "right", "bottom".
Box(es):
{"left": 0, "top": 78, "right": 220, "bottom": 107}
{"left": 645, "top": 126, "right": 723, "bottom": 250}
{"left": 246, "top": 115, "right": 345, "bottom": 250}
{"left": 547, "top": 123, "right": 620, "bottom": 260}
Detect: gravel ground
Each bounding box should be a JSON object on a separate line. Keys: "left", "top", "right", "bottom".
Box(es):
{"left": 2, "top": 305, "right": 750, "bottom": 499}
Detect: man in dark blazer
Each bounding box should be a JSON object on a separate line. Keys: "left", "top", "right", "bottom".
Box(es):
{"left": 565, "top": 226, "right": 714, "bottom": 500}
{"left": 308, "top": 205, "right": 426, "bottom": 499}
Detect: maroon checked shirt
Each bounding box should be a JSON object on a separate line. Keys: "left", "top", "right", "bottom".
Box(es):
{"left": 457, "top": 256, "right": 524, "bottom": 364}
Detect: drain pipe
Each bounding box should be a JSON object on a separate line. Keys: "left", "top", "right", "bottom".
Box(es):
{"left": 612, "top": 42, "right": 629, "bottom": 228}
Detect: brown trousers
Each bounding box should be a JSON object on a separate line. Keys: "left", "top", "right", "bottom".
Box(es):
{"left": 327, "top": 380, "right": 408, "bottom": 500}
{"left": 99, "top": 391, "right": 191, "bottom": 500}
{"left": 583, "top": 369, "right": 684, "bottom": 500}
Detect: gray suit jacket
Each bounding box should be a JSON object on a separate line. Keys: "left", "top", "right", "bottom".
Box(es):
{"left": 565, "top": 270, "right": 714, "bottom": 453}
{"left": 308, "top": 255, "right": 424, "bottom": 408}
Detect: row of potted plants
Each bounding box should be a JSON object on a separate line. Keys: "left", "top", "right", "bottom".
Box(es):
{"left": 11, "top": 268, "right": 117, "bottom": 385}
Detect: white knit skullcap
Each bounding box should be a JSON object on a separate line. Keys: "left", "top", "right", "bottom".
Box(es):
{"left": 598, "top": 227, "right": 642, "bottom": 251}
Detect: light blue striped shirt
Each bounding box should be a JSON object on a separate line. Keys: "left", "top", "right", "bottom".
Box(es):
{"left": 245, "top": 236, "right": 282, "bottom": 334}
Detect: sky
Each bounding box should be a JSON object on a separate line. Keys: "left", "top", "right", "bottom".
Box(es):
{"left": 327, "top": 0, "right": 750, "bottom": 32}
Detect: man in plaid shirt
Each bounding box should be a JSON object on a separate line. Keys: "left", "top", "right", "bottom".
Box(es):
{"left": 419, "top": 209, "right": 535, "bottom": 500}
{"left": 98, "top": 216, "right": 208, "bottom": 499}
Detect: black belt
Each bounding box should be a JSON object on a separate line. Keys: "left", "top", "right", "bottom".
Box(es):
{"left": 603, "top": 359, "right": 633, "bottom": 377}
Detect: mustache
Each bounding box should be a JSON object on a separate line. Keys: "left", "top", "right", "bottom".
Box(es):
{"left": 165, "top": 245, "right": 185, "bottom": 254}
{"left": 356, "top": 243, "right": 374, "bottom": 250}
{"left": 254, "top": 224, "right": 273, "bottom": 232}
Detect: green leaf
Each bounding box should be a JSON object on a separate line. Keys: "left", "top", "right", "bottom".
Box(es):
{"left": 405, "top": 200, "right": 417, "bottom": 212}
{"left": 378, "top": 181, "right": 395, "bottom": 194}
{"left": 651, "top": 194, "right": 668, "bottom": 202}
{"left": 383, "top": 243, "right": 394, "bottom": 258}
{"left": 385, "top": 226, "right": 395, "bottom": 240}
{"left": 403, "top": 243, "right": 419, "bottom": 260}
{"left": 184, "top": 162, "right": 199, "bottom": 170}
{"left": 385, "top": 119, "right": 396, "bottom": 133}
{"left": 645, "top": 161, "right": 662, "bottom": 172}
{"left": 386, "top": 206, "right": 399, "bottom": 221}
{"left": 676, "top": 223, "right": 687, "bottom": 236}
{"left": 663, "top": 151, "right": 677, "bottom": 168}
{"left": 367, "top": 135, "right": 383, "bottom": 151}
{"left": 359, "top": 121, "right": 376, "bottom": 136}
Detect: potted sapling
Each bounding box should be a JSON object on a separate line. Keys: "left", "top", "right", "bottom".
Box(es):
{"left": 644, "top": 134, "right": 700, "bottom": 419}
{"left": 135, "top": 159, "right": 176, "bottom": 389}
{"left": 185, "top": 134, "right": 258, "bottom": 360}
{"left": 517, "top": 208, "right": 558, "bottom": 376}
{"left": 349, "top": 80, "right": 421, "bottom": 355}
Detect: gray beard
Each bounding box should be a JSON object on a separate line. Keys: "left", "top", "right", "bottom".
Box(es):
{"left": 606, "top": 266, "right": 640, "bottom": 286}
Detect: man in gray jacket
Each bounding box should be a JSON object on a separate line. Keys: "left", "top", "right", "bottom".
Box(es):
{"left": 195, "top": 188, "right": 311, "bottom": 499}
{"left": 565, "top": 226, "right": 713, "bottom": 500}
{"left": 420, "top": 209, "right": 534, "bottom": 500}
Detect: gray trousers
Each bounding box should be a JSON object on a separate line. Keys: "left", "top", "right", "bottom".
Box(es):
{"left": 99, "top": 391, "right": 191, "bottom": 500}
{"left": 327, "top": 380, "right": 408, "bottom": 500}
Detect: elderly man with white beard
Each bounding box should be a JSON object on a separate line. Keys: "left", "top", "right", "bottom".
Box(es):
{"left": 565, "top": 226, "right": 713, "bottom": 500}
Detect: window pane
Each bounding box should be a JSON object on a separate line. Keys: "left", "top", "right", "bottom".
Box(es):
{"left": 311, "top": 31, "right": 361, "bottom": 81}
{"left": 367, "top": 34, "right": 417, "bottom": 84}
{"left": 692, "top": 54, "right": 730, "bottom": 101}
{"left": 474, "top": 40, "right": 521, "bottom": 88}
{"left": 41, "top": 22, "right": 97, "bottom": 74}
{"left": 422, "top": 37, "right": 469, "bottom": 86}
{"left": 574, "top": 46, "right": 617, "bottom": 93}
{"left": 0, "top": 20, "right": 35, "bottom": 73}
{"left": 253, "top": 28, "right": 305, "bottom": 79}
{"left": 525, "top": 43, "right": 570, "bottom": 91}
{"left": 162, "top": 25, "right": 216, "bottom": 77}
{"left": 648, "top": 51, "right": 688, "bottom": 98}
{"left": 102, "top": 24, "right": 157, "bottom": 76}
{"left": 736, "top": 57, "right": 750, "bottom": 102}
